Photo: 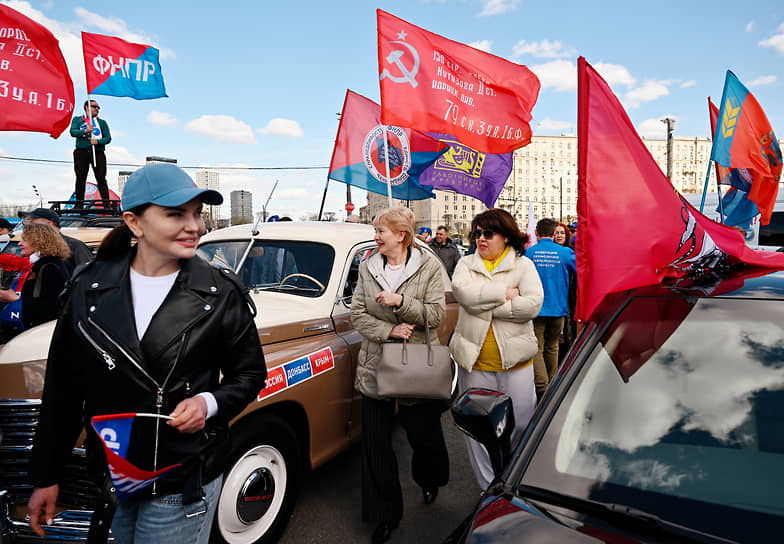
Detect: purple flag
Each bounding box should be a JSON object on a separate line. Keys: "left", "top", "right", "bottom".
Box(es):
{"left": 419, "top": 133, "right": 513, "bottom": 208}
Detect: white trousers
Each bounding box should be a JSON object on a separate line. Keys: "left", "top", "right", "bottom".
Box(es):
{"left": 457, "top": 364, "right": 537, "bottom": 489}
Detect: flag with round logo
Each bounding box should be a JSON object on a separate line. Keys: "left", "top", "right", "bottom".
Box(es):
{"left": 328, "top": 89, "right": 448, "bottom": 201}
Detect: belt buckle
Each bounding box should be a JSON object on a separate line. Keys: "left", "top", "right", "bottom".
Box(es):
{"left": 184, "top": 496, "right": 207, "bottom": 518}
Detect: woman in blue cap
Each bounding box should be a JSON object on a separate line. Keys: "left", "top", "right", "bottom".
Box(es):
{"left": 27, "top": 163, "right": 268, "bottom": 544}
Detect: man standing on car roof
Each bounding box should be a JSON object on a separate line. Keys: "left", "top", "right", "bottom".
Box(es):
{"left": 70, "top": 99, "right": 112, "bottom": 207}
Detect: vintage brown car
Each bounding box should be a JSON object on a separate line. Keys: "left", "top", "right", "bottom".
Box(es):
{"left": 0, "top": 220, "right": 458, "bottom": 543}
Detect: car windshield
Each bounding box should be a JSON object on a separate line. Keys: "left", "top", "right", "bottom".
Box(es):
{"left": 197, "top": 240, "right": 334, "bottom": 298}
{"left": 1, "top": 240, "right": 22, "bottom": 256}
{"left": 521, "top": 296, "right": 784, "bottom": 541}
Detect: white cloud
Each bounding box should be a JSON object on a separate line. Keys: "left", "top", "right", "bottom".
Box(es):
{"left": 74, "top": 7, "right": 175, "bottom": 59}
{"left": 468, "top": 39, "right": 492, "bottom": 53}
{"left": 747, "top": 75, "right": 777, "bottom": 87}
{"left": 593, "top": 62, "right": 636, "bottom": 87}
{"left": 146, "top": 110, "right": 178, "bottom": 126}
{"left": 529, "top": 60, "right": 576, "bottom": 92}
{"left": 746, "top": 20, "right": 754, "bottom": 32}
{"left": 623, "top": 80, "right": 670, "bottom": 108}
{"left": 759, "top": 23, "right": 784, "bottom": 55}
{"left": 680, "top": 80, "right": 697, "bottom": 88}
{"left": 105, "top": 146, "right": 141, "bottom": 165}
{"left": 478, "top": 0, "right": 520, "bottom": 17}
{"left": 512, "top": 39, "right": 575, "bottom": 59}
{"left": 257, "top": 118, "right": 304, "bottom": 139}
{"left": 185, "top": 115, "right": 257, "bottom": 144}
{"left": 4, "top": 1, "right": 85, "bottom": 87}
{"left": 1, "top": 2, "right": 173, "bottom": 91}
{"left": 535, "top": 118, "right": 575, "bottom": 132}
{"left": 637, "top": 116, "right": 678, "bottom": 139}
{"left": 278, "top": 187, "right": 311, "bottom": 200}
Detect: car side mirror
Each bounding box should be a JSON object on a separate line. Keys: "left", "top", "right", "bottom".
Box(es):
{"left": 451, "top": 388, "right": 515, "bottom": 476}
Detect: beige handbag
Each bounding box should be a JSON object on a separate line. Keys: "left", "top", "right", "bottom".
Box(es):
{"left": 377, "top": 305, "right": 454, "bottom": 400}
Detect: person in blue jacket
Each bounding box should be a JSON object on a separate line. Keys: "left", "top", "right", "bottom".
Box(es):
{"left": 526, "top": 218, "right": 576, "bottom": 401}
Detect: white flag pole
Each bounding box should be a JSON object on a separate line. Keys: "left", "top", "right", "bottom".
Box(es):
{"left": 526, "top": 200, "right": 537, "bottom": 248}
{"left": 382, "top": 125, "right": 393, "bottom": 208}
{"left": 85, "top": 94, "right": 97, "bottom": 169}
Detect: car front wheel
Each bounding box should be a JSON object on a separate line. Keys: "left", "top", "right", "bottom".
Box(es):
{"left": 212, "top": 417, "right": 300, "bottom": 544}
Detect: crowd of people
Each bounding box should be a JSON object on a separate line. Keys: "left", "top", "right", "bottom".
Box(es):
{"left": 351, "top": 206, "right": 578, "bottom": 543}
{"left": 0, "top": 173, "right": 578, "bottom": 543}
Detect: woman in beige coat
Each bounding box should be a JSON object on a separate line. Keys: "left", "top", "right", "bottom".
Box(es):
{"left": 351, "top": 207, "right": 448, "bottom": 544}
{"left": 449, "top": 208, "right": 543, "bottom": 489}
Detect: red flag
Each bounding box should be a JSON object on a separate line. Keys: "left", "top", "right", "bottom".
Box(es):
{"left": 328, "top": 89, "right": 448, "bottom": 200}
{"left": 575, "top": 57, "right": 784, "bottom": 322}
{"left": 710, "top": 71, "right": 782, "bottom": 225}
{"left": 377, "top": 10, "right": 540, "bottom": 154}
{"left": 0, "top": 5, "right": 75, "bottom": 138}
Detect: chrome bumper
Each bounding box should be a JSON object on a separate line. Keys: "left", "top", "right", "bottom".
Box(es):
{"left": 0, "top": 491, "right": 113, "bottom": 543}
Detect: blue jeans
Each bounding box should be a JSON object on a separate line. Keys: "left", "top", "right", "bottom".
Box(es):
{"left": 111, "top": 475, "right": 222, "bottom": 544}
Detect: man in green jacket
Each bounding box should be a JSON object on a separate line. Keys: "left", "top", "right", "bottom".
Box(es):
{"left": 70, "top": 99, "right": 112, "bottom": 207}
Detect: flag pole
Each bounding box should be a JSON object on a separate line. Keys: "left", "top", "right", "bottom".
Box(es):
{"left": 318, "top": 176, "right": 330, "bottom": 220}
{"left": 85, "top": 94, "right": 97, "bottom": 170}
{"left": 698, "top": 161, "right": 712, "bottom": 213}
{"left": 382, "top": 126, "right": 393, "bottom": 208}
{"left": 716, "top": 176, "right": 725, "bottom": 223}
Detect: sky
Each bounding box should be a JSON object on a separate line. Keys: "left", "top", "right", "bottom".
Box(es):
{"left": 1, "top": 0, "right": 784, "bottom": 220}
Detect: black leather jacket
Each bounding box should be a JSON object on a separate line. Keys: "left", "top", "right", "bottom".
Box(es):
{"left": 30, "top": 248, "right": 267, "bottom": 497}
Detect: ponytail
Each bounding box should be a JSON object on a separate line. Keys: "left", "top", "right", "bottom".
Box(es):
{"left": 95, "top": 225, "right": 133, "bottom": 262}
{"left": 95, "top": 204, "right": 150, "bottom": 262}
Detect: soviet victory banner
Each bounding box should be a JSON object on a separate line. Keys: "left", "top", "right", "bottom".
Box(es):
{"left": 377, "top": 9, "right": 540, "bottom": 155}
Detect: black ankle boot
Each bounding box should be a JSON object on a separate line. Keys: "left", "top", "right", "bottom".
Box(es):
{"left": 371, "top": 521, "right": 398, "bottom": 544}
{"left": 423, "top": 486, "right": 438, "bottom": 505}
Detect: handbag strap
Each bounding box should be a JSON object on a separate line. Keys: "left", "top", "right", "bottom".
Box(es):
{"left": 403, "top": 303, "right": 434, "bottom": 366}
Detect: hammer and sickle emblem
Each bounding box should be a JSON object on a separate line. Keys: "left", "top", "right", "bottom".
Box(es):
{"left": 380, "top": 40, "right": 420, "bottom": 88}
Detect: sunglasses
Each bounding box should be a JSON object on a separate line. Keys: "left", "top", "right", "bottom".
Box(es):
{"left": 90, "top": 105, "right": 100, "bottom": 109}
{"left": 471, "top": 228, "right": 496, "bottom": 239}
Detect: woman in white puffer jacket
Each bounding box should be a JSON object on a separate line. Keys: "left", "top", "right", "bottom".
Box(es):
{"left": 449, "top": 208, "right": 543, "bottom": 489}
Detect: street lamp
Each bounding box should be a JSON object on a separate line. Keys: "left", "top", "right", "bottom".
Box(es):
{"left": 551, "top": 177, "right": 563, "bottom": 222}
{"left": 662, "top": 117, "right": 676, "bottom": 182}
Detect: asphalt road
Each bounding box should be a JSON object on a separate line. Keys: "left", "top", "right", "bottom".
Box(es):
{"left": 278, "top": 410, "right": 482, "bottom": 544}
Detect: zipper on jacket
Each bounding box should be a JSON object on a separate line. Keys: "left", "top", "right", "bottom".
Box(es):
{"left": 77, "top": 321, "right": 116, "bottom": 370}
{"left": 86, "top": 317, "right": 159, "bottom": 389}
{"left": 153, "top": 332, "right": 188, "bottom": 494}
{"left": 82, "top": 317, "right": 169, "bottom": 494}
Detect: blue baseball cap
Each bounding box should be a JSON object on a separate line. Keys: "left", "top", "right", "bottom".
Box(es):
{"left": 121, "top": 163, "right": 223, "bottom": 211}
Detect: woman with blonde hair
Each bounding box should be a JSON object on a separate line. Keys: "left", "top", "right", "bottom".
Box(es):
{"left": 449, "top": 208, "right": 543, "bottom": 489}
{"left": 351, "top": 206, "right": 449, "bottom": 544}
{"left": 0, "top": 222, "right": 70, "bottom": 329}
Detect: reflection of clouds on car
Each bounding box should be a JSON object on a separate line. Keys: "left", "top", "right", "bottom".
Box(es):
{"left": 553, "top": 299, "right": 784, "bottom": 498}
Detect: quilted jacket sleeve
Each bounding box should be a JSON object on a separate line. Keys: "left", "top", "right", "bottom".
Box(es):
{"left": 492, "top": 256, "right": 543, "bottom": 322}
{"left": 451, "top": 257, "right": 507, "bottom": 315}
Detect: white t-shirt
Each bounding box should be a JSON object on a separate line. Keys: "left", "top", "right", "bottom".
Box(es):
{"left": 130, "top": 268, "right": 179, "bottom": 340}
{"left": 129, "top": 267, "right": 217, "bottom": 418}
{"left": 384, "top": 262, "right": 405, "bottom": 292}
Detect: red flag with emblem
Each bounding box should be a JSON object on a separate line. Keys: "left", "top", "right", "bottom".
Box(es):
{"left": 575, "top": 57, "right": 784, "bottom": 322}
{"left": 377, "top": 9, "right": 540, "bottom": 154}
{"left": 710, "top": 71, "right": 782, "bottom": 225}
{"left": 0, "top": 4, "right": 74, "bottom": 138}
